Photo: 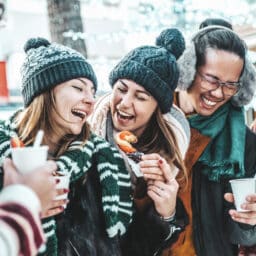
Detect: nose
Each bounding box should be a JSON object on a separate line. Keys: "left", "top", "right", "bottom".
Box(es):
{"left": 83, "top": 92, "right": 96, "bottom": 106}
{"left": 120, "top": 93, "right": 133, "bottom": 108}
{"left": 209, "top": 84, "right": 225, "bottom": 99}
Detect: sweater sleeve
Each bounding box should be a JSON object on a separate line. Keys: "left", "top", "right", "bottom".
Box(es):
{"left": 0, "top": 184, "right": 45, "bottom": 256}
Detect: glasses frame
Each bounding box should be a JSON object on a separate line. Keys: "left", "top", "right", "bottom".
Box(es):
{"left": 197, "top": 71, "right": 240, "bottom": 96}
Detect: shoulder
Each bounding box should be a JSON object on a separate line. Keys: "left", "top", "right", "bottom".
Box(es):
{"left": 164, "top": 105, "right": 190, "bottom": 158}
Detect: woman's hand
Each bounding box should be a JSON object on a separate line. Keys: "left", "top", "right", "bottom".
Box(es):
{"left": 224, "top": 192, "right": 256, "bottom": 225}
{"left": 3, "top": 158, "right": 57, "bottom": 212}
{"left": 41, "top": 188, "right": 69, "bottom": 218}
{"left": 140, "top": 153, "right": 179, "bottom": 218}
{"left": 139, "top": 153, "right": 166, "bottom": 181}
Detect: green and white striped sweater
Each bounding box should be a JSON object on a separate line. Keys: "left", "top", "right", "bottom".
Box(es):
{"left": 0, "top": 114, "right": 133, "bottom": 256}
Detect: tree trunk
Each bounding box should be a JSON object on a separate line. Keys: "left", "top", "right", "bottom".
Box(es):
{"left": 47, "top": 0, "right": 87, "bottom": 58}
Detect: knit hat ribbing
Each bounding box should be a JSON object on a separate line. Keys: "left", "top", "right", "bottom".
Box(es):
{"left": 21, "top": 37, "right": 98, "bottom": 107}
{"left": 109, "top": 28, "right": 185, "bottom": 114}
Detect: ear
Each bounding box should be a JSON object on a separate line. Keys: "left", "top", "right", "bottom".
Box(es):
{"left": 177, "top": 43, "right": 197, "bottom": 90}
{"left": 232, "top": 57, "right": 256, "bottom": 106}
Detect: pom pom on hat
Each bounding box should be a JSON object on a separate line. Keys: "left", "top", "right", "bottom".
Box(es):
{"left": 21, "top": 37, "right": 98, "bottom": 106}
{"left": 24, "top": 37, "right": 50, "bottom": 53}
{"left": 109, "top": 28, "right": 185, "bottom": 113}
{"left": 155, "top": 28, "right": 185, "bottom": 59}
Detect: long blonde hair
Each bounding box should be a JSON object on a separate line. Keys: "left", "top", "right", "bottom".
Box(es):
{"left": 135, "top": 107, "right": 187, "bottom": 186}
{"left": 15, "top": 90, "right": 90, "bottom": 157}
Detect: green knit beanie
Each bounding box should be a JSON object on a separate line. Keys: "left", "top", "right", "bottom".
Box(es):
{"left": 21, "top": 37, "right": 98, "bottom": 107}
{"left": 109, "top": 28, "right": 185, "bottom": 113}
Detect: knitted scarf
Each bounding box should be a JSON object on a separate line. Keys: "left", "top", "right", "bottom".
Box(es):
{"left": 0, "top": 112, "right": 133, "bottom": 255}
{"left": 188, "top": 102, "right": 246, "bottom": 182}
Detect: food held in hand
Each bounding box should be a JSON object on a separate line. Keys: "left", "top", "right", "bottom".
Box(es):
{"left": 10, "top": 137, "right": 25, "bottom": 148}
{"left": 115, "top": 131, "right": 144, "bottom": 163}
{"left": 115, "top": 131, "right": 138, "bottom": 153}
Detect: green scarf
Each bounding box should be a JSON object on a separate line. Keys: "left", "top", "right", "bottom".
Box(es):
{"left": 0, "top": 112, "right": 133, "bottom": 255}
{"left": 188, "top": 102, "right": 246, "bottom": 181}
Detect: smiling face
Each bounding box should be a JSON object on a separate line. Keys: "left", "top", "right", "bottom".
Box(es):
{"left": 181, "top": 48, "right": 244, "bottom": 116}
{"left": 110, "top": 79, "right": 158, "bottom": 137}
{"left": 52, "top": 78, "right": 95, "bottom": 135}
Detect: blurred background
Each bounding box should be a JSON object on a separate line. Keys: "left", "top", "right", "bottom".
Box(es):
{"left": 1, "top": 0, "right": 256, "bottom": 121}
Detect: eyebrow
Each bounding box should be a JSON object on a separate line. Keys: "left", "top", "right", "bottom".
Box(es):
{"left": 119, "top": 80, "right": 151, "bottom": 96}
{"left": 77, "top": 78, "right": 95, "bottom": 91}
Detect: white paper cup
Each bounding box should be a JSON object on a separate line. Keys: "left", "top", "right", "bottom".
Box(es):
{"left": 54, "top": 175, "right": 70, "bottom": 201}
{"left": 12, "top": 146, "right": 48, "bottom": 174}
{"left": 229, "top": 178, "right": 256, "bottom": 212}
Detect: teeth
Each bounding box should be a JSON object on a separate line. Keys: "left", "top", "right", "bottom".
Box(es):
{"left": 72, "top": 108, "right": 87, "bottom": 119}
{"left": 203, "top": 97, "right": 217, "bottom": 106}
{"left": 118, "top": 110, "right": 133, "bottom": 117}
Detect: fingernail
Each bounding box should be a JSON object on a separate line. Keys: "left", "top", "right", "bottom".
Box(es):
{"left": 55, "top": 179, "right": 60, "bottom": 184}
{"left": 159, "top": 159, "right": 163, "bottom": 164}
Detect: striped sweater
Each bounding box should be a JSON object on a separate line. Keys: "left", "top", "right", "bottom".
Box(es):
{"left": 0, "top": 114, "right": 133, "bottom": 255}
{"left": 0, "top": 184, "right": 45, "bottom": 256}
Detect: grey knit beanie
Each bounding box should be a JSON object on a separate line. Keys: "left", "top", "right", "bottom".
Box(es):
{"left": 109, "top": 28, "right": 185, "bottom": 113}
{"left": 21, "top": 37, "right": 98, "bottom": 107}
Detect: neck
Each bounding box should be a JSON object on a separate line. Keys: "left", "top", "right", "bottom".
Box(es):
{"left": 178, "top": 91, "right": 195, "bottom": 115}
{"left": 44, "top": 132, "right": 61, "bottom": 154}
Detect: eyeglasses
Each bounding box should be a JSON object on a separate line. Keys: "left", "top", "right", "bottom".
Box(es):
{"left": 197, "top": 71, "right": 240, "bottom": 96}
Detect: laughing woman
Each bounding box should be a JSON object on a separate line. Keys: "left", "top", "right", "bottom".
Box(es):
{"left": 0, "top": 38, "right": 133, "bottom": 255}
{"left": 89, "top": 28, "right": 190, "bottom": 256}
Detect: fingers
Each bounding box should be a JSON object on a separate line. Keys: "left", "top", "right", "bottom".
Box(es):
{"left": 229, "top": 209, "right": 256, "bottom": 225}
{"left": 224, "top": 192, "right": 234, "bottom": 203}
{"left": 140, "top": 153, "right": 174, "bottom": 183}
{"left": 35, "top": 160, "right": 57, "bottom": 174}
{"left": 41, "top": 206, "right": 65, "bottom": 218}
{"left": 41, "top": 196, "right": 69, "bottom": 218}
{"left": 147, "top": 179, "right": 178, "bottom": 218}
{"left": 3, "top": 158, "right": 20, "bottom": 187}
{"left": 158, "top": 158, "right": 174, "bottom": 184}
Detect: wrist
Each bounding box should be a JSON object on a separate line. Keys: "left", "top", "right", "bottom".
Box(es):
{"left": 159, "top": 210, "right": 176, "bottom": 222}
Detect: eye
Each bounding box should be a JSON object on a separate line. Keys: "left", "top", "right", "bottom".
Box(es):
{"left": 136, "top": 94, "right": 148, "bottom": 101}
{"left": 205, "top": 75, "right": 219, "bottom": 85}
{"left": 72, "top": 85, "right": 83, "bottom": 92}
{"left": 117, "top": 86, "right": 127, "bottom": 94}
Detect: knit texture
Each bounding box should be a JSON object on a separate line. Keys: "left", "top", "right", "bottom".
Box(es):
{"left": 188, "top": 102, "right": 246, "bottom": 181}
{"left": 109, "top": 28, "right": 185, "bottom": 113}
{"left": 21, "top": 37, "right": 98, "bottom": 106}
{"left": 0, "top": 113, "right": 133, "bottom": 256}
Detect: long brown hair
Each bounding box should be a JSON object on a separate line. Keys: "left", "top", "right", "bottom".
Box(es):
{"left": 135, "top": 107, "right": 187, "bottom": 186}
{"left": 15, "top": 90, "right": 90, "bottom": 157}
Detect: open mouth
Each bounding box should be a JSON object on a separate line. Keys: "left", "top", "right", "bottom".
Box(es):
{"left": 201, "top": 95, "right": 223, "bottom": 108}
{"left": 71, "top": 108, "right": 87, "bottom": 120}
{"left": 117, "top": 110, "right": 134, "bottom": 120}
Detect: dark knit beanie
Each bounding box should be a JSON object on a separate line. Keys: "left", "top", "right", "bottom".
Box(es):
{"left": 21, "top": 37, "right": 98, "bottom": 107}
{"left": 109, "top": 28, "right": 185, "bottom": 113}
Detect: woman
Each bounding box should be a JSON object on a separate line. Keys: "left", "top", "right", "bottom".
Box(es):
{"left": 88, "top": 28, "right": 190, "bottom": 255}
{"left": 164, "top": 26, "right": 256, "bottom": 255}
{"left": 0, "top": 38, "right": 133, "bottom": 255}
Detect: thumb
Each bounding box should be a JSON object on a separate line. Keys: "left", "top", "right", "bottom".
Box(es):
{"left": 224, "top": 192, "right": 234, "bottom": 203}
{"left": 3, "top": 158, "right": 20, "bottom": 187}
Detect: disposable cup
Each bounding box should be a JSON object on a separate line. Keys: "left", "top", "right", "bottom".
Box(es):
{"left": 229, "top": 178, "right": 256, "bottom": 212}
{"left": 12, "top": 145, "right": 48, "bottom": 174}
{"left": 54, "top": 174, "right": 70, "bottom": 201}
